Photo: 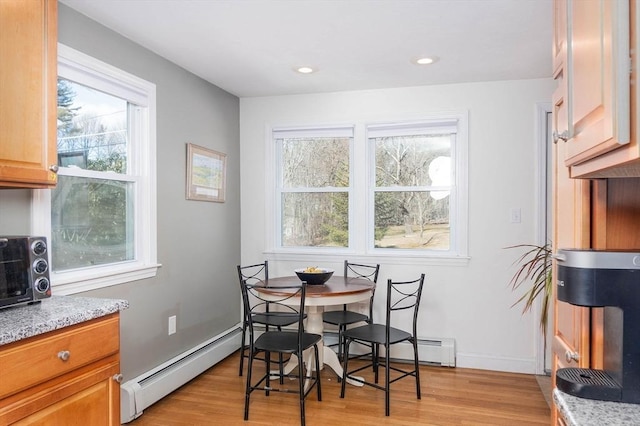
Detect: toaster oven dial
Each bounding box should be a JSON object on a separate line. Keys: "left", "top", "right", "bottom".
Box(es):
{"left": 33, "top": 258, "right": 48, "bottom": 274}
{"left": 31, "top": 239, "right": 47, "bottom": 256}
{"left": 34, "top": 277, "right": 50, "bottom": 294}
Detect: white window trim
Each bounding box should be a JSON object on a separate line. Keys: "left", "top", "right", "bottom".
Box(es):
{"left": 31, "top": 43, "right": 160, "bottom": 295}
{"left": 264, "top": 112, "right": 470, "bottom": 267}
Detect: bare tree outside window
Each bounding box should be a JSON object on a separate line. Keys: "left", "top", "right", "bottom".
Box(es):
{"left": 274, "top": 121, "right": 462, "bottom": 254}
{"left": 53, "top": 78, "right": 133, "bottom": 270}
{"left": 373, "top": 134, "right": 453, "bottom": 250}
{"left": 278, "top": 135, "right": 350, "bottom": 247}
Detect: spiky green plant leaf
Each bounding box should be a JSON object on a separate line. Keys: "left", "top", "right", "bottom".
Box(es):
{"left": 505, "top": 243, "right": 552, "bottom": 337}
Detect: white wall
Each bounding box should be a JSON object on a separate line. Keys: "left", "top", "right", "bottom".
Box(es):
{"left": 240, "top": 78, "right": 555, "bottom": 374}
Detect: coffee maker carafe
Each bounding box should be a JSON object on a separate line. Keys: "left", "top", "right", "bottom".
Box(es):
{"left": 555, "top": 249, "right": 640, "bottom": 403}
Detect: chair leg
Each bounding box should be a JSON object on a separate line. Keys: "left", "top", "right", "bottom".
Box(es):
{"left": 413, "top": 338, "right": 421, "bottom": 399}
{"left": 243, "top": 347, "right": 254, "bottom": 420}
{"left": 278, "top": 353, "right": 285, "bottom": 384}
{"left": 239, "top": 321, "right": 247, "bottom": 376}
{"left": 373, "top": 343, "right": 380, "bottom": 384}
{"left": 385, "top": 343, "right": 390, "bottom": 416}
{"left": 340, "top": 338, "right": 350, "bottom": 398}
{"left": 314, "top": 343, "right": 322, "bottom": 401}
{"left": 338, "top": 324, "right": 347, "bottom": 361}
{"left": 298, "top": 349, "right": 306, "bottom": 426}
{"left": 265, "top": 351, "right": 271, "bottom": 397}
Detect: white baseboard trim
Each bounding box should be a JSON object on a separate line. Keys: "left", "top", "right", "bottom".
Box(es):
{"left": 121, "top": 326, "right": 241, "bottom": 423}
{"left": 455, "top": 352, "right": 536, "bottom": 374}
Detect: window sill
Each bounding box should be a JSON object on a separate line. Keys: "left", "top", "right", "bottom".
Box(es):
{"left": 51, "top": 262, "right": 162, "bottom": 295}
{"left": 264, "top": 250, "right": 470, "bottom": 267}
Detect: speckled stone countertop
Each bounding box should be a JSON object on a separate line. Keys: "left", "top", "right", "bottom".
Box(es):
{"left": 554, "top": 389, "right": 640, "bottom": 425}
{"left": 0, "top": 295, "right": 129, "bottom": 346}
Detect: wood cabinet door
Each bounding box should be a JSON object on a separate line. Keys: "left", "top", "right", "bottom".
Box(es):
{"left": 10, "top": 361, "right": 120, "bottom": 426}
{"left": 0, "top": 0, "right": 58, "bottom": 188}
{"left": 564, "top": 0, "right": 630, "bottom": 168}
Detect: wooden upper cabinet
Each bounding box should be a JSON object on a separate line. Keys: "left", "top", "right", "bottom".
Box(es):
{"left": 562, "top": 0, "right": 640, "bottom": 178}
{"left": 565, "top": 0, "right": 630, "bottom": 168}
{"left": 552, "top": 0, "right": 567, "bottom": 77}
{"left": 0, "top": 0, "right": 58, "bottom": 188}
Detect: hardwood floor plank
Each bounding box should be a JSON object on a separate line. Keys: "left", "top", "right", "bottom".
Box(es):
{"left": 129, "top": 351, "right": 550, "bottom": 425}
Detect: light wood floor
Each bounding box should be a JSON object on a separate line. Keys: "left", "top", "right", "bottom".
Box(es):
{"left": 129, "top": 351, "right": 550, "bottom": 425}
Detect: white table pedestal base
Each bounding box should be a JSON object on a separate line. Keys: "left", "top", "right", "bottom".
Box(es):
{"left": 272, "top": 305, "right": 364, "bottom": 387}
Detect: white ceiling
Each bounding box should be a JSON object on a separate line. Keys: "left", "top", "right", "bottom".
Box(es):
{"left": 60, "top": 0, "right": 553, "bottom": 98}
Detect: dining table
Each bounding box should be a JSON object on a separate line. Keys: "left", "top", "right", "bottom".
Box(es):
{"left": 258, "top": 274, "right": 375, "bottom": 386}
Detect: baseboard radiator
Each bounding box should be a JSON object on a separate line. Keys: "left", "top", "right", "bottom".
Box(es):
{"left": 120, "top": 327, "right": 242, "bottom": 423}
{"left": 326, "top": 333, "right": 455, "bottom": 367}
{"left": 384, "top": 337, "right": 456, "bottom": 367}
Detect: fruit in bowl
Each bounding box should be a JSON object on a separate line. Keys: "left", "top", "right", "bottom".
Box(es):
{"left": 294, "top": 267, "right": 334, "bottom": 285}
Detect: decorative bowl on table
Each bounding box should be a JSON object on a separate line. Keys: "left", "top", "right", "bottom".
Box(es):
{"left": 294, "top": 268, "right": 334, "bottom": 285}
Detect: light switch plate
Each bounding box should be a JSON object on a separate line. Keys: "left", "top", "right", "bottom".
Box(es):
{"left": 510, "top": 208, "right": 521, "bottom": 223}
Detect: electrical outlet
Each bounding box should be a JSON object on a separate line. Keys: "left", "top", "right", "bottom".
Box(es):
{"left": 510, "top": 208, "right": 521, "bottom": 223}
{"left": 168, "top": 315, "right": 177, "bottom": 335}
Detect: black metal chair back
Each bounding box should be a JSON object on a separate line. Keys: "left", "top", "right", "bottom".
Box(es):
{"left": 323, "top": 261, "right": 380, "bottom": 362}
{"left": 344, "top": 260, "right": 380, "bottom": 319}
{"left": 237, "top": 261, "right": 269, "bottom": 376}
{"left": 241, "top": 280, "right": 322, "bottom": 426}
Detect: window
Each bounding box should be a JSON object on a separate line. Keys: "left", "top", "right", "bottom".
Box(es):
{"left": 271, "top": 115, "right": 468, "bottom": 262}
{"left": 369, "top": 121, "right": 457, "bottom": 252}
{"left": 32, "top": 44, "right": 158, "bottom": 294}
{"left": 275, "top": 127, "right": 353, "bottom": 248}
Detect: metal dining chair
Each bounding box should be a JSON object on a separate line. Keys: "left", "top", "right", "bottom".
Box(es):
{"left": 241, "top": 280, "right": 322, "bottom": 426}
{"left": 322, "top": 261, "right": 380, "bottom": 361}
{"left": 340, "top": 274, "right": 425, "bottom": 416}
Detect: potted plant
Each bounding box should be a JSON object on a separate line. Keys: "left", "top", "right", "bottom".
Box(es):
{"left": 506, "top": 243, "right": 553, "bottom": 337}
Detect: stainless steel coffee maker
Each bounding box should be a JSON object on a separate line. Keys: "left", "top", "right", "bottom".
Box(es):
{"left": 555, "top": 249, "right": 640, "bottom": 404}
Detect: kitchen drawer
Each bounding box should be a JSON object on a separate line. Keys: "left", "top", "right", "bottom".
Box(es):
{"left": 0, "top": 314, "right": 119, "bottom": 399}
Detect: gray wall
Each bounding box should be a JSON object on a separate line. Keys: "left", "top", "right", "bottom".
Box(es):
{"left": 0, "top": 4, "right": 241, "bottom": 380}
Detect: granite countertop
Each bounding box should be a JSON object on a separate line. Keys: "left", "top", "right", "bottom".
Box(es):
{"left": 554, "top": 389, "right": 640, "bottom": 425}
{"left": 0, "top": 295, "right": 129, "bottom": 346}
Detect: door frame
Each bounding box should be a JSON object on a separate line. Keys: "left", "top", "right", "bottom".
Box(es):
{"left": 534, "top": 101, "right": 553, "bottom": 375}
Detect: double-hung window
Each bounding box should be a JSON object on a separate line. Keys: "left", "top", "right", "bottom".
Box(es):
{"left": 32, "top": 44, "right": 158, "bottom": 294}
{"left": 369, "top": 119, "right": 466, "bottom": 255}
{"left": 271, "top": 115, "right": 468, "bottom": 261}
{"left": 274, "top": 127, "right": 353, "bottom": 248}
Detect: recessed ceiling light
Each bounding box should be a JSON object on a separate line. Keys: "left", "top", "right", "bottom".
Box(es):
{"left": 296, "top": 66, "right": 315, "bottom": 74}
{"left": 412, "top": 56, "right": 438, "bottom": 65}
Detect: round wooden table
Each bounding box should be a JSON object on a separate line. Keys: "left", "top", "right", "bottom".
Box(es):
{"left": 259, "top": 275, "right": 374, "bottom": 386}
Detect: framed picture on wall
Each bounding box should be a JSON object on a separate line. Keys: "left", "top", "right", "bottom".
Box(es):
{"left": 186, "top": 143, "right": 227, "bottom": 202}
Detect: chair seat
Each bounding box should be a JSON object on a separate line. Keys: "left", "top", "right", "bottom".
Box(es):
{"left": 322, "top": 310, "right": 368, "bottom": 326}
{"left": 253, "top": 312, "right": 300, "bottom": 328}
{"left": 255, "top": 331, "right": 322, "bottom": 354}
{"left": 343, "top": 323, "right": 412, "bottom": 345}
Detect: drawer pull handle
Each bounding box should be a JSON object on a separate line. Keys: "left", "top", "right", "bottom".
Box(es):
{"left": 565, "top": 350, "right": 580, "bottom": 363}
{"left": 57, "top": 350, "right": 70, "bottom": 361}
{"left": 113, "top": 374, "right": 124, "bottom": 384}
